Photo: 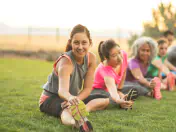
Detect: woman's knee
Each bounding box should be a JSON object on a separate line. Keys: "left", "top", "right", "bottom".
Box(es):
{"left": 86, "top": 98, "right": 109, "bottom": 111}
{"left": 97, "top": 98, "right": 109, "bottom": 108}
{"left": 60, "top": 109, "right": 75, "bottom": 126}
{"left": 103, "top": 98, "right": 110, "bottom": 106}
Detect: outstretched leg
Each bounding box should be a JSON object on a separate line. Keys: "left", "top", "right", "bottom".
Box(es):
{"left": 61, "top": 109, "right": 76, "bottom": 126}
{"left": 86, "top": 98, "right": 109, "bottom": 112}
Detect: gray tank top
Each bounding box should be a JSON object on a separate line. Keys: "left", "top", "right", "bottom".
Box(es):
{"left": 42, "top": 51, "right": 89, "bottom": 96}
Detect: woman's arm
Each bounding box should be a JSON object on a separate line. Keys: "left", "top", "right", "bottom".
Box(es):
{"left": 104, "top": 76, "right": 133, "bottom": 106}
{"left": 104, "top": 76, "right": 133, "bottom": 108}
{"left": 164, "top": 59, "right": 176, "bottom": 72}
{"left": 104, "top": 76, "right": 121, "bottom": 102}
{"left": 57, "top": 57, "right": 73, "bottom": 101}
{"left": 117, "top": 70, "right": 127, "bottom": 98}
{"left": 77, "top": 52, "right": 97, "bottom": 100}
{"left": 152, "top": 59, "right": 170, "bottom": 75}
{"left": 130, "top": 68, "right": 151, "bottom": 88}
{"left": 151, "top": 59, "right": 163, "bottom": 74}
{"left": 118, "top": 70, "right": 126, "bottom": 90}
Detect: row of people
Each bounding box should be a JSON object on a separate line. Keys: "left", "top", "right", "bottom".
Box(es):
{"left": 38, "top": 24, "right": 175, "bottom": 132}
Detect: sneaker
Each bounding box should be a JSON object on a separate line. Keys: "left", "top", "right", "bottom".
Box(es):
{"left": 124, "top": 88, "right": 138, "bottom": 110}
{"left": 167, "top": 73, "right": 175, "bottom": 91}
{"left": 70, "top": 101, "right": 93, "bottom": 132}
{"left": 126, "top": 88, "right": 138, "bottom": 101}
{"left": 78, "top": 118, "right": 93, "bottom": 132}
{"left": 153, "top": 77, "right": 162, "bottom": 100}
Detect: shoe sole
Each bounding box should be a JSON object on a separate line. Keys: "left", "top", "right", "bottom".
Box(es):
{"left": 153, "top": 77, "right": 162, "bottom": 100}
{"left": 125, "top": 88, "right": 138, "bottom": 110}
{"left": 70, "top": 101, "right": 93, "bottom": 132}
{"left": 126, "top": 89, "right": 138, "bottom": 101}
{"left": 167, "top": 73, "right": 175, "bottom": 91}
{"left": 80, "top": 121, "right": 93, "bottom": 132}
{"left": 70, "top": 101, "right": 89, "bottom": 121}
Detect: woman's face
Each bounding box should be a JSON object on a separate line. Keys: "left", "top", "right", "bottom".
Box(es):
{"left": 138, "top": 43, "right": 151, "bottom": 62}
{"left": 166, "top": 34, "right": 174, "bottom": 46}
{"left": 158, "top": 43, "right": 168, "bottom": 57}
{"left": 108, "top": 46, "right": 123, "bottom": 67}
{"left": 71, "top": 32, "right": 91, "bottom": 58}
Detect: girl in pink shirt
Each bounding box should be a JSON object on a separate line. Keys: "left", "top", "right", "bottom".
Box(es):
{"left": 86, "top": 39, "right": 136, "bottom": 111}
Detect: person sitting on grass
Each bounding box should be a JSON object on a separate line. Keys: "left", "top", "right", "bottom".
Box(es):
{"left": 84, "top": 39, "right": 136, "bottom": 111}
{"left": 163, "top": 30, "right": 175, "bottom": 47}
{"left": 124, "top": 37, "right": 162, "bottom": 100}
{"left": 39, "top": 24, "right": 103, "bottom": 132}
{"left": 147, "top": 38, "right": 176, "bottom": 91}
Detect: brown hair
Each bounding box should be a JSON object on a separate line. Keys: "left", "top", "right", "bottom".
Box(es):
{"left": 163, "top": 30, "right": 174, "bottom": 37}
{"left": 98, "top": 39, "right": 120, "bottom": 62}
{"left": 65, "top": 24, "right": 92, "bottom": 52}
{"left": 157, "top": 38, "right": 168, "bottom": 46}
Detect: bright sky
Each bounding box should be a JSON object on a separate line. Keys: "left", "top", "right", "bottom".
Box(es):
{"left": 0, "top": 0, "right": 175, "bottom": 31}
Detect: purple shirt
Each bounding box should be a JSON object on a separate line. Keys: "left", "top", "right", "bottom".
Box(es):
{"left": 126, "top": 58, "right": 149, "bottom": 82}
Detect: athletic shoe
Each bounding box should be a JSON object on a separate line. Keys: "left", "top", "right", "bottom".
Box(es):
{"left": 167, "top": 72, "right": 175, "bottom": 91}
{"left": 70, "top": 101, "right": 93, "bottom": 132}
{"left": 126, "top": 88, "right": 138, "bottom": 101}
{"left": 123, "top": 88, "right": 138, "bottom": 110}
{"left": 153, "top": 77, "right": 162, "bottom": 100}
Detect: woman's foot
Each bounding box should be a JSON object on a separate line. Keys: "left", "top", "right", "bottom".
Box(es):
{"left": 167, "top": 73, "right": 175, "bottom": 91}
{"left": 70, "top": 101, "right": 93, "bottom": 132}
{"left": 152, "top": 77, "right": 162, "bottom": 100}
{"left": 160, "top": 83, "right": 167, "bottom": 90}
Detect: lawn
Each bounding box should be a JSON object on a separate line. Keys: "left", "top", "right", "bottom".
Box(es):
{"left": 0, "top": 58, "right": 176, "bottom": 132}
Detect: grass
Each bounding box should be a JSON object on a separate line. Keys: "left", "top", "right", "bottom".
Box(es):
{"left": 0, "top": 58, "right": 176, "bottom": 132}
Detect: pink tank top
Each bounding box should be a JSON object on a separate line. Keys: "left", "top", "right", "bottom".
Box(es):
{"left": 92, "top": 50, "right": 128, "bottom": 92}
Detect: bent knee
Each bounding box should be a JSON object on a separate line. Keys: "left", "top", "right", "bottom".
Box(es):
{"left": 61, "top": 109, "right": 75, "bottom": 126}
{"left": 101, "top": 98, "right": 109, "bottom": 107}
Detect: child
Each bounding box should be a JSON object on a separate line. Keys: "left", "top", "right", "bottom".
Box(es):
{"left": 148, "top": 38, "right": 176, "bottom": 91}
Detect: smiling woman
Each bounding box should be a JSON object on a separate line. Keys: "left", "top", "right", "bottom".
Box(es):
{"left": 65, "top": 26, "right": 92, "bottom": 63}
{"left": 39, "top": 24, "right": 102, "bottom": 132}
{"left": 124, "top": 37, "right": 162, "bottom": 100}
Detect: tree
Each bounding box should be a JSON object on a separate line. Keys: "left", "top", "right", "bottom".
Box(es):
{"left": 128, "top": 33, "right": 139, "bottom": 49}
{"left": 143, "top": 2, "right": 176, "bottom": 37}
{"left": 128, "top": 2, "right": 176, "bottom": 48}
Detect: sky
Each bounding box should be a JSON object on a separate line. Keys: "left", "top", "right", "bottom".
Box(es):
{"left": 0, "top": 0, "right": 175, "bottom": 31}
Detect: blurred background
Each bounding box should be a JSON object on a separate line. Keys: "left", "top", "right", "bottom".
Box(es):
{"left": 0, "top": 0, "right": 176, "bottom": 61}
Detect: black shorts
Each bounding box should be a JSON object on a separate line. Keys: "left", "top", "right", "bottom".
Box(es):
{"left": 40, "top": 94, "right": 64, "bottom": 117}
{"left": 39, "top": 93, "right": 108, "bottom": 118}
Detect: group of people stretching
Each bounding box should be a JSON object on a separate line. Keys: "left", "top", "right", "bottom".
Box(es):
{"left": 38, "top": 24, "right": 176, "bottom": 132}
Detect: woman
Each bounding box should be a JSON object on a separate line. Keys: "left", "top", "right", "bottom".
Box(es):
{"left": 124, "top": 37, "right": 162, "bottom": 100}
{"left": 147, "top": 38, "right": 175, "bottom": 91}
{"left": 85, "top": 39, "right": 135, "bottom": 111}
{"left": 39, "top": 24, "right": 97, "bottom": 132}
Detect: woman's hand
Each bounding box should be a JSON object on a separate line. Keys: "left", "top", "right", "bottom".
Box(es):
{"left": 68, "top": 96, "right": 80, "bottom": 105}
{"left": 149, "top": 79, "right": 156, "bottom": 89}
{"left": 116, "top": 98, "right": 133, "bottom": 108}
{"left": 121, "top": 94, "right": 128, "bottom": 100}
{"left": 119, "top": 100, "right": 134, "bottom": 109}
{"left": 61, "top": 101, "right": 70, "bottom": 109}
{"left": 118, "top": 91, "right": 126, "bottom": 99}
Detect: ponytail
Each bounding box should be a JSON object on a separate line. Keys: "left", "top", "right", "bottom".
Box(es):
{"left": 98, "top": 41, "right": 105, "bottom": 62}
{"left": 65, "top": 39, "right": 72, "bottom": 52}
{"left": 98, "top": 39, "right": 119, "bottom": 62}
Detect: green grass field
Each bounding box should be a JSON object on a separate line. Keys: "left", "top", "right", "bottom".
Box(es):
{"left": 0, "top": 58, "right": 176, "bottom": 132}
